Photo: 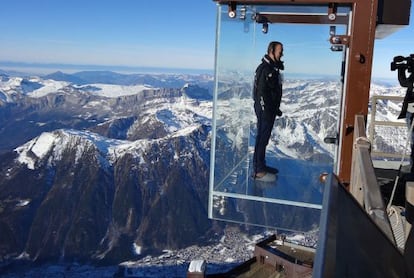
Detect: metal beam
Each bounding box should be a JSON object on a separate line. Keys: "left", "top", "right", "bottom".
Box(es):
{"left": 338, "top": 0, "right": 378, "bottom": 184}
{"left": 255, "top": 13, "right": 349, "bottom": 24}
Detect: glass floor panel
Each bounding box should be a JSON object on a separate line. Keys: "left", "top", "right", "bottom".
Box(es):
{"left": 210, "top": 153, "right": 328, "bottom": 232}
{"left": 214, "top": 155, "right": 327, "bottom": 206}
{"left": 211, "top": 196, "right": 322, "bottom": 232}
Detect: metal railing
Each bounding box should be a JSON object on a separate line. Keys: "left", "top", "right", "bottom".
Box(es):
{"left": 369, "top": 95, "right": 406, "bottom": 159}
{"left": 350, "top": 114, "right": 396, "bottom": 245}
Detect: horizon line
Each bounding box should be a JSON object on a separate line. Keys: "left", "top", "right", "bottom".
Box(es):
{"left": 0, "top": 60, "right": 398, "bottom": 82}
{"left": 0, "top": 61, "right": 214, "bottom": 76}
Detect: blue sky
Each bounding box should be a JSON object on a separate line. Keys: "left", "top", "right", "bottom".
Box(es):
{"left": 0, "top": 0, "right": 217, "bottom": 72}
{"left": 0, "top": 0, "right": 412, "bottom": 79}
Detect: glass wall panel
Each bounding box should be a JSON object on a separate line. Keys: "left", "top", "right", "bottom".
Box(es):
{"left": 209, "top": 4, "right": 350, "bottom": 233}
{"left": 210, "top": 4, "right": 256, "bottom": 194}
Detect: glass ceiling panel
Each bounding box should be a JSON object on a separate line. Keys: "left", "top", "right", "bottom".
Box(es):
{"left": 209, "top": 4, "right": 350, "bottom": 233}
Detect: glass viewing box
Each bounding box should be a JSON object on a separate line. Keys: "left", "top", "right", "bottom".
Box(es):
{"left": 208, "top": 3, "right": 352, "bottom": 232}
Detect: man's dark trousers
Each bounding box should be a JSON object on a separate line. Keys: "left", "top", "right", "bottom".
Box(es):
{"left": 253, "top": 101, "right": 275, "bottom": 174}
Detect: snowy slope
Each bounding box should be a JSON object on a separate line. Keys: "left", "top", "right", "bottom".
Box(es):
{"left": 0, "top": 76, "right": 69, "bottom": 100}
{"left": 77, "top": 83, "right": 156, "bottom": 98}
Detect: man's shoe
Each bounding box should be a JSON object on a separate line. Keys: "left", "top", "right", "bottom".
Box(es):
{"left": 254, "top": 172, "right": 276, "bottom": 182}
{"left": 265, "top": 166, "right": 279, "bottom": 174}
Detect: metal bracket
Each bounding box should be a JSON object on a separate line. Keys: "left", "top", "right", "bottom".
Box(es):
{"left": 330, "top": 35, "right": 350, "bottom": 46}
{"left": 228, "top": 1, "right": 237, "bottom": 18}
{"left": 328, "top": 3, "right": 338, "bottom": 21}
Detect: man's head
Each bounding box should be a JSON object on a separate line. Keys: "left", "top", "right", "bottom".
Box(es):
{"left": 267, "top": 41, "right": 283, "bottom": 62}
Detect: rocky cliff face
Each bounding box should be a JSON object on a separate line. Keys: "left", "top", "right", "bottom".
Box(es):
{"left": 0, "top": 124, "right": 212, "bottom": 264}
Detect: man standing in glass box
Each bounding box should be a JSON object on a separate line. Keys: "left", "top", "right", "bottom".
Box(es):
{"left": 252, "top": 41, "right": 284, "bottom": 182}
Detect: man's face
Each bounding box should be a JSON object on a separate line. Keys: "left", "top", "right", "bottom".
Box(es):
{"left": 274, "top": 44, "right": 283, "bottom": 61}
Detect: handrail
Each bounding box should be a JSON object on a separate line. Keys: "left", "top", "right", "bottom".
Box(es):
{"left": 350, "top": 114, "right": 396, "bottom": 245}
{"left": 369, "top": 95, "right": 406, "bottom": 159}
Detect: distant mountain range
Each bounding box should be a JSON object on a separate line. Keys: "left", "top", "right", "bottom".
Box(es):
{"left": 0, "top": 71, "right": 213, "bottom": 154}
{"left": 0, "top": 70, "right": 407, "bottom": 265}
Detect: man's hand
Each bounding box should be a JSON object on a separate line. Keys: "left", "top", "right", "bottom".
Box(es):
{"left": 276, "top": 108, "right": 283, "bottom": 117}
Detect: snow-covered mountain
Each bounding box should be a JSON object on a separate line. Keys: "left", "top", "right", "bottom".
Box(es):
{"left": 0, "top": 71, "right": 216, "bottom": 265}
{"left": 0, "top": 70, "right": 407, "bottom": 267}
{"left": 1, "top": 124, "right": 212, "bottom": 263}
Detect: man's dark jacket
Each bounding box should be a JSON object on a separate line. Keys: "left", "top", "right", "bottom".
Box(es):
{"left": 253, "top": 54, "right": 283, "bottom": 121}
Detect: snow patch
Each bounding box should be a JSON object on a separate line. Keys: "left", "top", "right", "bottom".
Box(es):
{"left": 16, "top": 199, "right": 31, "bottom": 207}
{"left": 15, "top": 132, "right": 58, "bottom": 170}
{"left": 16, "top": 251, "right": 30, "bottom": 260}
{"left": 133, "top": 243, "right": 142, "bottom": 255}
{"left": 188, "top": 260, "right": 206, "bottom": 272}
{"left": 83, "top": 84, "right": 156, "bottom": 98}
{"left": 31, "top": 132, "right": 58, "bottom": 158}
{"left": 287, "top": 234, "right": 306, "bottom": 243}
{"left": 28, "top": 79, "right": 69, "bottom": 97}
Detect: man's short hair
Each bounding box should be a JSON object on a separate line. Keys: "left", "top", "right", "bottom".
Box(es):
{"left": 267, "top": 41, "right": 282, "bottom": 54}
